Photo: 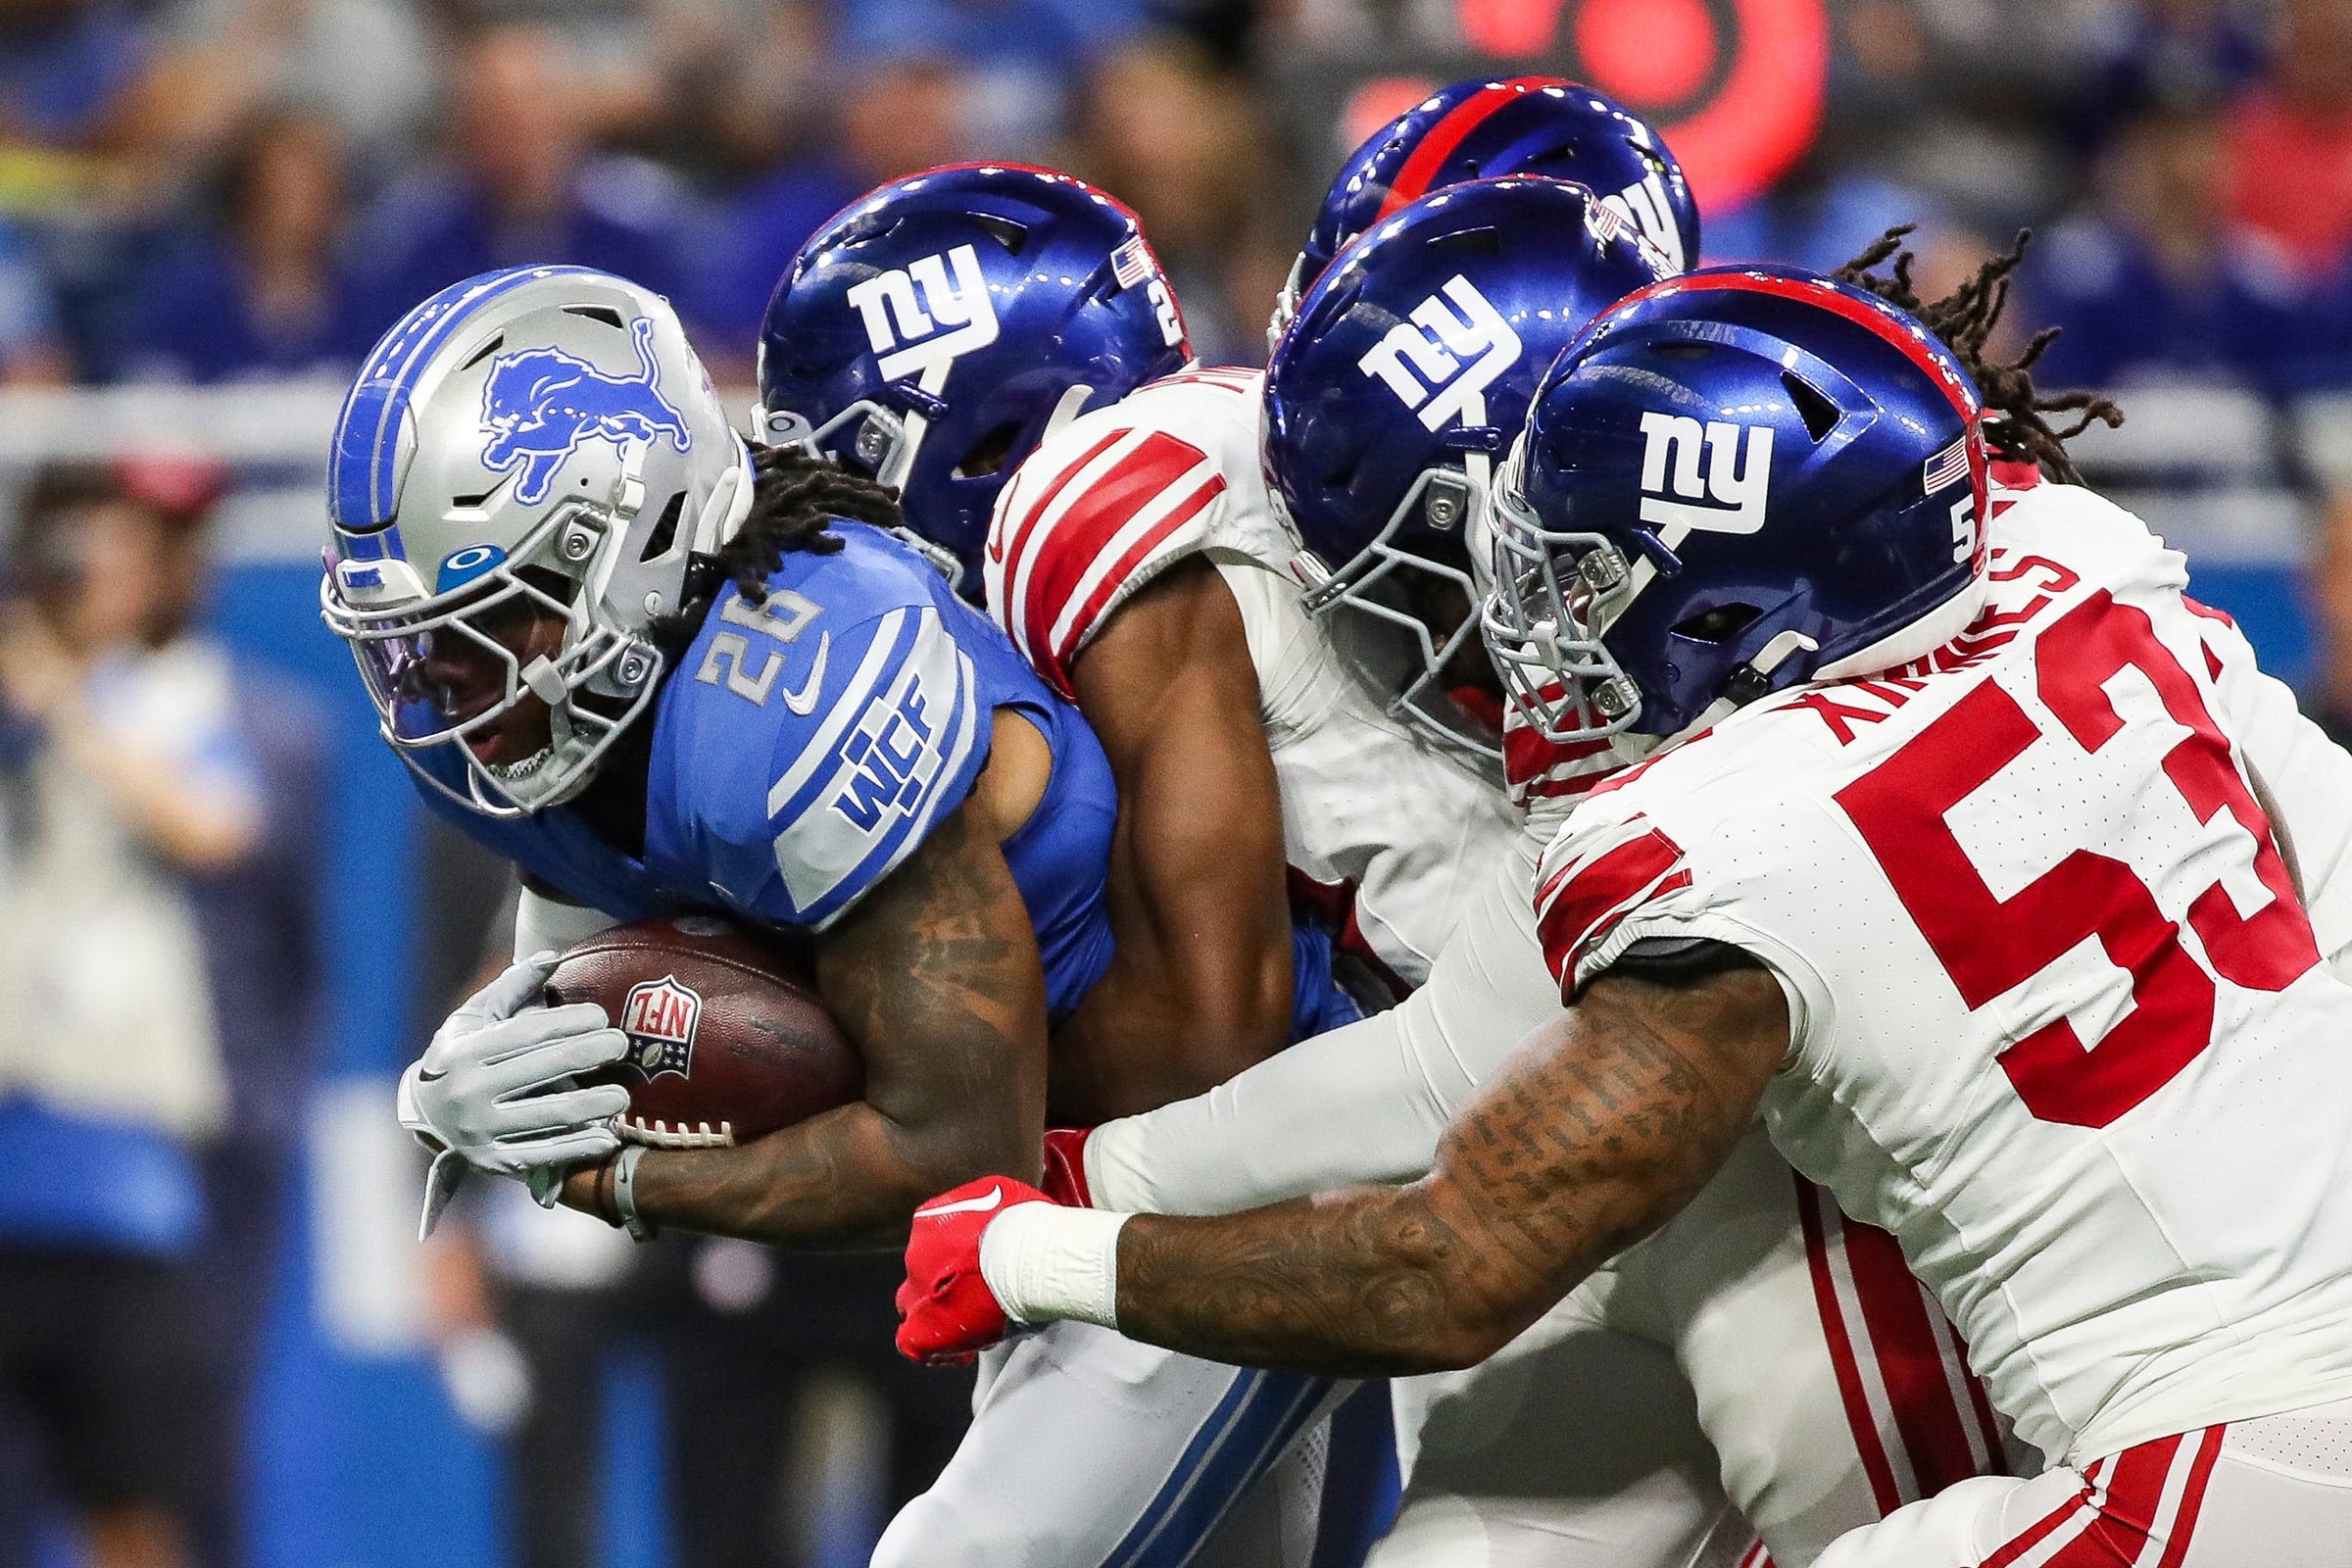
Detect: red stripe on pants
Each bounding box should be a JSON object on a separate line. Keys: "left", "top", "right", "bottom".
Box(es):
{"left": 2153, "top": 1428, "right": 2226, "bottom": 1568}
{"left": 1794, "top": 1176, "right": 1905, "bottom": 1515}
{"left": 1838, "top": 1213, "right": 1997, "bottom": 1495}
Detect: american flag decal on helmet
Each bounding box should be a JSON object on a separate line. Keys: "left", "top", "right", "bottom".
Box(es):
{"left": 1923, "top": 437, "right": 1970, "bottom": 495}
{"left": 620, "top": 975, "right": 701, "bottom": 1081}
{"left": 1111, "top": 236, "right": 1156, "bottom": 291}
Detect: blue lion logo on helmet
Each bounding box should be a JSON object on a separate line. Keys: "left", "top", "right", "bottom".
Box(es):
{"left": 479, "top": 317, "right": 692, "bottom": 506}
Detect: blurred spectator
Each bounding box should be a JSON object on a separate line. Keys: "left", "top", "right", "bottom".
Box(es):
{"left": 119, "top": 109, "right": 368, "bottom": 382}
{"left": 0, "top": 460, "right": 262, "bottom": 1568}
{"left": 2308, "top": 490, "right": 2352, "bottom": 744}
{"left": 427, "top": 1187, "right": 970, "bottom": 1568}
{"left": 0, "top": 0, "right": 153, "bottom": 162}
{"left": 2028, "top": 94, "right": 2345, "bottom": 391}
{"left": 0, "top": 216, "right": 69, "bottom": 382}
{"left": 1704, "top": 157, "right": 1951, "bottom": 273}
{"left": 836, "top": 0, "right": 1146, "bottom": 156}
{"left": 2228, "top": 0, "right": 2352, "bottom": 275}
{"left": 2080, "top": 0, "right": 2271, "bottom": 140}
{"left": 144, "top": 0, "right": 439, "bottom": 191}
{"left": 678, "top": 37, "right": 957, "bottom": 366}
{"left": 342, "top": 24, "right": 693, "bottom": 345}
{"left": 124, "top": 453, "right": 328, "bottom": 1568}
{"left": 420, "top": 0, "right": 689, "bottom": 148}
{"left": 1076, "top": 36, "right": 1286, "bottom": 366}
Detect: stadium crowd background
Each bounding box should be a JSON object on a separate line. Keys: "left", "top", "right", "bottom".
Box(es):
{"left": 0, "top": 1, "right": 2350, "bottom": 1566}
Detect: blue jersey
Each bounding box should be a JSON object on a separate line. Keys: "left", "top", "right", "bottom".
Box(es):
{"left": 414, "top": 523, "right": 1118, "bottom": 1018}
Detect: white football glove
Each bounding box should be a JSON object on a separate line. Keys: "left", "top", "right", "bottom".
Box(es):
{"left": 397, "top": 953, "right": 630, "bottom": 1237}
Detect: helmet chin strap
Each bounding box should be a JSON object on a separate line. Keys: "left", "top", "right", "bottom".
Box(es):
{"left": 1685, "top": 627, "right": 1821, "bottom": 733}
{"left": 1043, "top": 382, "right": 1097, "bottom": 441}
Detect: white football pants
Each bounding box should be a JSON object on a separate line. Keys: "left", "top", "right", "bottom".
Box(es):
{"left": 1811, "top": 1396, "right": 2352, "bottom": 1567}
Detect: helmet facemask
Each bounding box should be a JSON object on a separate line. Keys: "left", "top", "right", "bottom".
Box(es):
{"left": 320, "top": 266, "right": 755, "bottom": 818}
{"left": 1290, "top": 444, "right": 1508, "bottom": 760}
{"left": 1266, "top": 250, "right": 1314, "bottom": 356}
{"left": 1478, "top": 433, "right": 1645, "bottom": 747}
{"left": 323, "top": 498, "right": 670, "bottom": 817}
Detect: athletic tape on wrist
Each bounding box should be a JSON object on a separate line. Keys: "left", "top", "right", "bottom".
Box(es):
{"left": 979, "top": 1204, "right": 1129, "bottom": 1329}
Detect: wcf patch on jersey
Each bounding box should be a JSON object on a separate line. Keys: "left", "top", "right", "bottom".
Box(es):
{"left": 619, "top": 975, "right": 701, "bottom": 1081}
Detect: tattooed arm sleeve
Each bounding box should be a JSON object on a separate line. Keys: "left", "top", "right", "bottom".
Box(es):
{"left": 581, "top": 795, "right": 1050, "bottom": 1250}
{"left": 1105, "top": 961, "right": 1788, "bottom": 1376}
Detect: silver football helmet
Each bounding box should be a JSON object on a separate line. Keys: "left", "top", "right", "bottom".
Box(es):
{"left": 320, "top": 266, "right": 754, "bottom": 816}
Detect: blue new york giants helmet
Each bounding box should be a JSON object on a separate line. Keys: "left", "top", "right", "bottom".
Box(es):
{"left": 758, "top": 164, "right": 1193, "bottom": 596}
{"left": 1270, "top": 75, "right": 1698, "bottom": 346}
{"left": 1264, "top": 175, "right": 1671, "bottom": 753}
{"left": 1484, "top": 267, "right": 1991, "bottom": 746}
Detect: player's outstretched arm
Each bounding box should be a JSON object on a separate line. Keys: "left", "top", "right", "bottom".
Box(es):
{"left": 1050, "top": 559, "right": 1297, "bottom": 1122}
{"left": 913, "top": 961, "right": 1786, "bottom": 1371}
{"left": 573, "top": 788, "right": 1051, "bottom": 1250}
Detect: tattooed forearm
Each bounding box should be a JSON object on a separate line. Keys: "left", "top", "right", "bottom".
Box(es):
{"left": 1107, "top": 964, "right": 1788, "bottom": 1376}
{"left": 564, "top": 796, "right": 1050, "bottom": 1250}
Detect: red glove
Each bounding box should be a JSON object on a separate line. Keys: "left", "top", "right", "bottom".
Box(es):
{"left": 896, "top": 1176, "right": 1053, "bottom": 1365}
{"left": 1040, "top": 1127, "right": 1093, "bottom": 1207}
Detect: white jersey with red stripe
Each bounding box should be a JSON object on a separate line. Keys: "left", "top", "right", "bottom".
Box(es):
{"left": 984, "top": 367, "right": 1519, "bottom": 989}
{"left": 1533, "top": 481, "right": 2352, "bottom": 1467}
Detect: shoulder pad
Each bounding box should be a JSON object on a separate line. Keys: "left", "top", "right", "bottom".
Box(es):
{"left": 984, "top": 376, "right": 1260, "bottom": 696}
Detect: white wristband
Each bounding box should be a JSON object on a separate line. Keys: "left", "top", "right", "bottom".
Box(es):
{"left": 979, "top": 1204, "right": 1130, "bottom": 1329}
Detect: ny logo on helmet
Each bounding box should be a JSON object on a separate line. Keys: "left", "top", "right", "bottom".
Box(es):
{"left": 1637, "top": 413, "right": 1774, "bottom": 537}
{"left": 619, "top": 975, "right": 701, "bottom": 1081}
{"left": 846, "top": 244, "right": 1001, "bottom": 382}
{"left": 479, "top": 318, "right": 692, "bottom": 508}
{"left": 1356, "top": 275, "right": 1523, "bottom": 431}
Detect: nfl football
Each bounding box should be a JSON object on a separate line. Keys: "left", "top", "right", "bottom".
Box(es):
{"left": 546, "top": 914, "right": 862, "bottom": 1149}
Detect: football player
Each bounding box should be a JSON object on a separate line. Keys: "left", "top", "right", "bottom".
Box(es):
{"left": 757, "top": 161, "right": 1535, "bottom": 1568}
{"left": 335, "top": 257, "right": 1383, "bottom": 1565}
{"left": 323, "top": 266, "right": 1130, "bottom": 1260}
{"left": 901, "top": 264, "right": 2352, "bottom": 1567}
{"left": 918, "top": 137, "right": 2011, "bottom": 1568}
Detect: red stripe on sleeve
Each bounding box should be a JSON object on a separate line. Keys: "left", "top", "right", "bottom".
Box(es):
{"left": 1019, "top": 431, "right": 1211, "bottom": 690}
{"left": 2070, "top": 1436, "right": 2186, "bottom": 1564}
{"left": 992, "top": 426, "right": 1128, "bottom": 594}
{"left": 1504, "top": 725, "right": 1613, "bottom": 789}
{"left": 1534, "top": 824, "right": 1687, "bottom": 985}
{"left": 1047, "top": 472, "right": 1226, "bottom": 685}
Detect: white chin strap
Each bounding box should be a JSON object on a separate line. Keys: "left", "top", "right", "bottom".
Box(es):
{"left": 1685, "top": 628, "right": 1820, "bottom": 734}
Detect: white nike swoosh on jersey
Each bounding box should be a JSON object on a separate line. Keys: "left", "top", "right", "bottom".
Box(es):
{"left": 779, "top": 631, "right": 831, "bottom": 716}
{"left": 915, "top": 1185, "right": 1004, "bottom": 1219}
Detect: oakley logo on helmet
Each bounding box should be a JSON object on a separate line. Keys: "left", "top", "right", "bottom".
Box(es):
{"left": 1356, "top": 275, "right": 1523, "bottom": 432}
{"left": 619, "top": 975, "right": 701, "bottom": 1081}
{"left": 846, "top": 244, "right": 1001, "bottom": 382}
{"left": 1637, "top": 413, "right": 1774, "bottom": 537}
{"left": 479, "top": 318, "right": 692, "bottom": 508}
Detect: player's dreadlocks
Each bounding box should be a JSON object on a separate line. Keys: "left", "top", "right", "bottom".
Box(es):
{"left": 714, "top": 443, "right": 905, "bottom": 597}
{"left": 647, "top": 444, "right": 903, "bottom": 658}
{"left": 1833, "top": 227, "right": 2123, "bottom": 485}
